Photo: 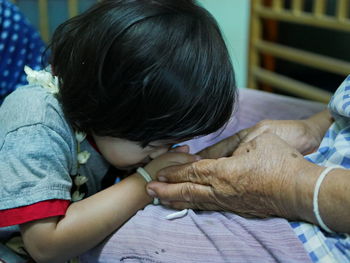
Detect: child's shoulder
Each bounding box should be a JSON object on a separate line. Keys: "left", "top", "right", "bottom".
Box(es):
{"left": 0, "top": 84, "right": 70, "bottom": 139}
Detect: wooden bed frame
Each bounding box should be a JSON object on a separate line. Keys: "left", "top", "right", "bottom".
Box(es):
{"left": 249, "top": 0, "right": 350, "bottom": 103}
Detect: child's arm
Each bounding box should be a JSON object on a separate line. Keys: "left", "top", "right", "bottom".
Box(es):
{"left": 20, "top": 152, "right": 198, "bottom": 263}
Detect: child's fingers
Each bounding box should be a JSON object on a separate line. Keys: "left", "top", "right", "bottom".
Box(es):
{"left": 167, "top": 152, "right": 201, "bottom": 164}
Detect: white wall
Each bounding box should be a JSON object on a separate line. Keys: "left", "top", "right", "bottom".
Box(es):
{"left": 198, "top": 0, "right": 250, "bottom": 89}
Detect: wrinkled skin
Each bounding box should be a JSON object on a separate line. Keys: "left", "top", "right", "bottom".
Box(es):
{"left": 148, "top": 133, "right": 313, "bottom": 219}
{"left": 199, "top": 119, "right": 324, "bottom": 159}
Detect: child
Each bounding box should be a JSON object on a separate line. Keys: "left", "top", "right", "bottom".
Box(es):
{"left": 0, "top": 0, "right": 236, "bottom": 262}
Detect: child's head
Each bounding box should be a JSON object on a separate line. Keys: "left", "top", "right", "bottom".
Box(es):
{"left": 50, "top": 0, "right": 236, "bottom": 167}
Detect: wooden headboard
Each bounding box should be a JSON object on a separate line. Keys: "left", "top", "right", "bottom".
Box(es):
{"left": 248, "top": 0, "right": 350, "bottom": 103}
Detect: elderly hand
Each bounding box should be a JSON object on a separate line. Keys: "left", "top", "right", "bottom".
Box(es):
{"left": 147, "top": 133, "right": 318, "bottom": 219}
{"left": 199, "top": 110, "right": 332, "bottom": 159}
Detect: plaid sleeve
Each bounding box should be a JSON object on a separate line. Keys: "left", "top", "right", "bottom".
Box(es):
{"left": 290, "top": 75, "right": 350, "bottom": 263}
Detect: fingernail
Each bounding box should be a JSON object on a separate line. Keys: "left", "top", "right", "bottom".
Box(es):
{"left": 147, "top": 188, "right": 157, "bottom": 197}
{"left": 158, "top": 176, "right": 167, "bottom": 182}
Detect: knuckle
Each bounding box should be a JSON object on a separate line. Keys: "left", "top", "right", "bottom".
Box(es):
{"left": 192, "top": 160, "right": 213, "bottom": 181}
{"left": 188, "top": 162, "right": 199, "bottom": 181}
{"left": 180, "top": 183, "right": 196, "bottom": 202}
{"left": 180, "top": 184, "right": 190, "bottom": 202}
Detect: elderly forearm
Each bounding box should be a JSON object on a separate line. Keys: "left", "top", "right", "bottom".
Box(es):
{"left": 291, "top": 163, "right": 350, "bottom": 233}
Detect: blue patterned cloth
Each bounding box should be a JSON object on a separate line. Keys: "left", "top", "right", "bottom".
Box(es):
{"left": 291, "top": 75, "right": 350, "bottom": 263}
{"left": 0, "top": 0, "right": 45, "bottom": 104}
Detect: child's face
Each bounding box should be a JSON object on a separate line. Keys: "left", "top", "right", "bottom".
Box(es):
{"left": 93, "top": 135, "right": 174, "bottom": 169}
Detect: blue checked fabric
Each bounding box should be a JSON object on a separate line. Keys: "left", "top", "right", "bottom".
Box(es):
{"left": 290, "top": 75, "right": 350, "bottom": 263}
{"left": 0, "top": 0, "right": 45, "bottom": 104}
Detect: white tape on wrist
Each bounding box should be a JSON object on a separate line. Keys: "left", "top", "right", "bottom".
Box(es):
{"left": 137, "top": 167, "right": 159, "bottom": 205}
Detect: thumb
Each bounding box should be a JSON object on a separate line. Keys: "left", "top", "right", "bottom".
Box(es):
{"left": 198, "top": 129, "right": 249, "bottom": 159}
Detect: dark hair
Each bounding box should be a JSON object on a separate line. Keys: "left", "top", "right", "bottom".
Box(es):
{"left": 49, "top": 0, "right": 236, "bottom": 145}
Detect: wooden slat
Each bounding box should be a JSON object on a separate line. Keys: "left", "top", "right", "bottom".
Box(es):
{"left": 252, "top": 67, "right": 332, "bottom": 103}
{"left": 292, "top": 0, "right": 304, "bottom": 15}
{"left": 272, "top": 0, "right": 283, "bottom": 10}
{"left": 248, "top": 0, "right": 349, "bottom": 102}
{"left": 256, "top": 6, "right": 350, "bottom": 32}
{"left": 313, "top": 0, "right": 326, "bottom": 17}
{"left": 337, "top": 0, "right": 349, "bottom": 20}
{"left": 38, "top": 0, "right": 50, "bottom": 42}
{"left": 248, "top": 0, "right": 263, "bottom": 89}
{"left": 255, "top": 40, "right": 350, "bottom": 76}
{"left": 68, "top": 0, "right": 79, "bottom": 18}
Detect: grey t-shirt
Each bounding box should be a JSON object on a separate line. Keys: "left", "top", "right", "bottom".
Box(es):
{"left": 0, "top": 84, "right": 109, "bottom": 237}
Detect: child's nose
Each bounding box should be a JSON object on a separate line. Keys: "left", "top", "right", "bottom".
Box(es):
{"left": 149, "top": 146, "right": 169, "bottom": 159}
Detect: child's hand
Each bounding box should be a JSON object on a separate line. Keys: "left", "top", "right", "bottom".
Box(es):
{"left": 144, "top": 152, "right": 200, "bottom": 180}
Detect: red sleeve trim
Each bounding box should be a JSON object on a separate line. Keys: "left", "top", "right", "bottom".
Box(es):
{"left": 0, "top": 199, "right": 70, "bottom": 227}
{"left": 87, "top": 135, "right": 101, "bottom": 154}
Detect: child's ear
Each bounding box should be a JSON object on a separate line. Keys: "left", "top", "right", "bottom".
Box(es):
{"left": 170, "top": 145, "right": 190, "bottom": 153}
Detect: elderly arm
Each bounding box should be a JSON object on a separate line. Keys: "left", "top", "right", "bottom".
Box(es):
{"left": 293, "top": 163, "right": 350, "bottom": 233}
{"left": 147, "top": 133, "right": 350, "bottom": 233}
{"left": 199, "top": 109, "right": 333, "bottom": 159}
